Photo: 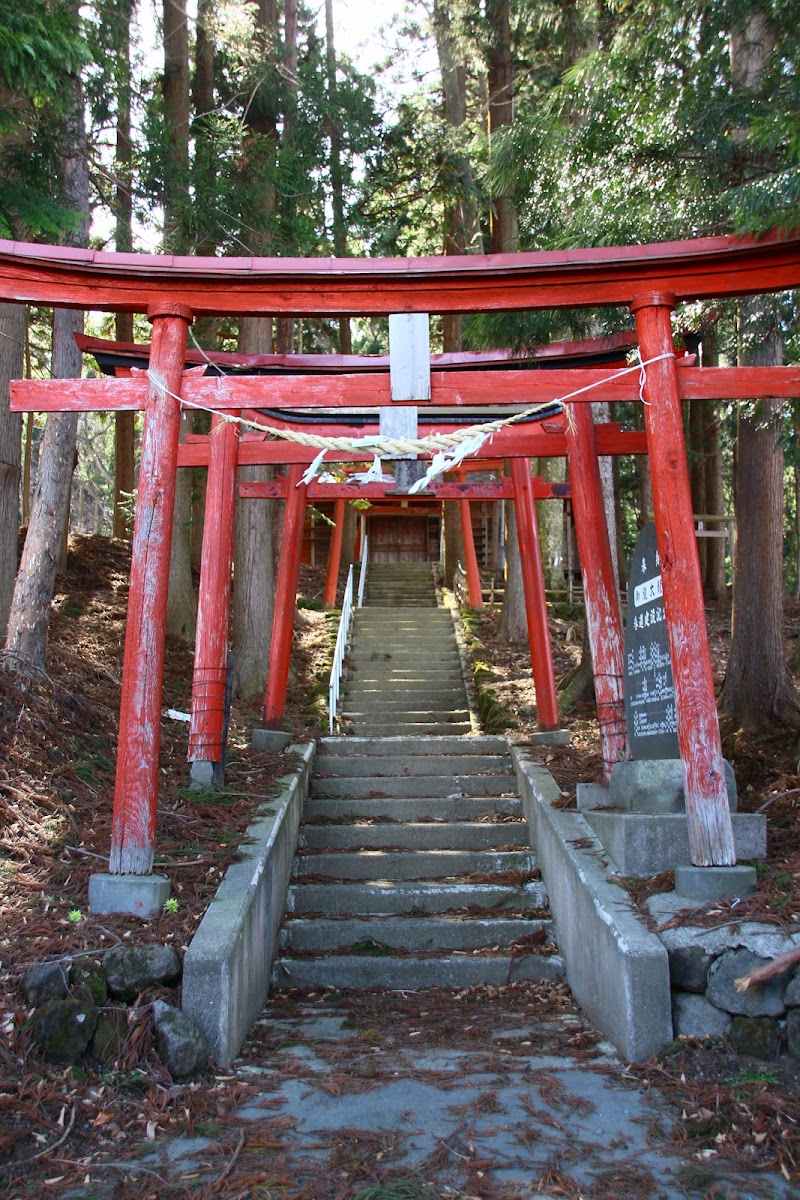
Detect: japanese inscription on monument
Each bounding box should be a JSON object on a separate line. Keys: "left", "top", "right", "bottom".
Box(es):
{"left": 624, "top": 522, "right": 680, "bottom": 759}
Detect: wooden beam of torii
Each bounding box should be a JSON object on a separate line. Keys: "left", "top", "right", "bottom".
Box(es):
{"left": 6, "top": 231, "right": 800, "bottom": 888}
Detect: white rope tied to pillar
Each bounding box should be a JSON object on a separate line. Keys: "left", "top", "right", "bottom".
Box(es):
{"left": 146, "top": 351, "right": 675, "bottom": 489}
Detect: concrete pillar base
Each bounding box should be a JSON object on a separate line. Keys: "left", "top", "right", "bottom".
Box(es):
{"left": 88, "top": 872, "right": 171, "bottom": 918}
{"left": 674, "top": 864, "right": 757, "bottom": 903}
{"left": 190, "top": 760, "right": 224, "bottom": 789}
{"left": 252, "top": 728, "right": 293, "bottom": 752}
{"left": 527, "top": 729, "right": 571, "bottom": 747}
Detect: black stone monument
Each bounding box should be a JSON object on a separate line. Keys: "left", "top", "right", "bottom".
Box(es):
{"left": 623, "top": 522, "right": 680, "bottom": 760}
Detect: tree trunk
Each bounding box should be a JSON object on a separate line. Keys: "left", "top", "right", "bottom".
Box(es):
{"left": 161, "top": 0, "right": 196, "bottom": 639}
{"left": 0, "top": 303, "right": 23, "bottom": 640}
{"left": 500, "top": 492, "right": 527, "bottom": 643}
{"left": 535, "top": 457, "right": 566, "bottom": 595}
{"left": 441, "top": 496, "right": 464, "bottom": 589}
{"left": 325, "top": 0, "right": 351, "bottom": 353}
{"left": 701, "top": 330, "right": 727, "bottom": 599}
{"left": 341, "top": 500, "right": 357, "bottom": 567}
{"left": 4, "top": 55, "right": 88, "bottom": 674}
{"left": 719, "top": 301, "right": 800, "bottom": 729}
{"left": 112, "top": 0, "right": 135, "bottom": 540}
{"left": 485, "top": 0, "right": 517, "bottom": 256}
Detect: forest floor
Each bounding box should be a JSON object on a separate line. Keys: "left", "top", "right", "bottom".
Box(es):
{"left": 0, "top": 536, "right": 798, "bottom": 1197}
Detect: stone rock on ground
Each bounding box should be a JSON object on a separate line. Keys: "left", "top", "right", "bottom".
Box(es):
{"left": 28, "top": 995, "right": 98, "bottom": 1063}
{"left": 71, "top": 960, "right": 107, "bottom": 1006}
{"left": 672, "top": 992, "right": 731, "bottom": 1040}
{"left": 22, "top": 961, "right": 70, "bottom": 1007}
{"left": 706, "top": 949, "right": 787, "bottom": 1018}
{"left": 90, "top": 1004, "right": 128, "bottom": 1064}
{"left": 103, "top": 944, "right": 182, "bottom": 1001}
{"left": 668, "top": 946, "right": 713, "bottom": 994}
{"left": 729, "top": 1016, "right": 781, "bottom": 1060}
{"left": 785, "top": 971, "right": 800, "bottom": 1007}
{"left": 152, "top": 1000, "right": 208, "bottom": 1079}
{"left": 787, "top": 1009, "right": 800, "bottom": 1058}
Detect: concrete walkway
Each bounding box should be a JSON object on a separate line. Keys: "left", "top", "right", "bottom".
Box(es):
{"left": 133, "top": 983, "right": 788, "bottom": 1199}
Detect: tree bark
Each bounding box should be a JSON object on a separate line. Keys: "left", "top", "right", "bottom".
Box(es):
{"left": 500, "top": 490, "right": 527, "bottom": 643}
{"left": 0, "top": 303, "right": 23, "bottom": 640}
{"left": 325, "top": 0, "right": 351, "bottom": 353}
{"left": 535, "top": 456, "right": 566, "bottom": 595}
{"left": 701, "top": 331, "right": 727, "bottom": 599}
{"left": 4, "top": 54, "right": 88, "bottom": 674}
{"left": 162, "top": 0, "right": 196, "bottom": 639}
{"left": 113, "top": 0, "right": 135, "bottom": 540}
{"left": 485, "top": 0, "right": 517, "bottom": 256}
{"left": 719, "top": 302, "right": 800, "bottom": 729}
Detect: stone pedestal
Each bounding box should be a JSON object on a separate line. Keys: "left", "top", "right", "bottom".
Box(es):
{"left": 89, "top": 873, "right": 170, "bottom": 918}
{"left": 584, "top": 811, "right": 766, "bottom": 876}
{"left": 608, "top": 758, "right": 737, "bottom": 814}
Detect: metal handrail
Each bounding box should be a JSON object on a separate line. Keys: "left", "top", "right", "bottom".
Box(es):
{"left": 357, "top": 534, "right": 369, "bottom": 608}
{"left": 328, "top": 564, "right": 354, "bottom": 735}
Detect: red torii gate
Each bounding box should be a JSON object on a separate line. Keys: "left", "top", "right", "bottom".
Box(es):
{"left": 5, "top": 232, "right": 800, "bottom": 896}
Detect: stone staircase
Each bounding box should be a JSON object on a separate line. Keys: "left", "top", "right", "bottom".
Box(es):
{"left": 364, "top": 561, "right": 438, "bottom": 607}
{"left": 274, "top": 736, "right": 564, "bottom": 991}
{"left": 341, "top": 563, "right": 472, "bottom": 737}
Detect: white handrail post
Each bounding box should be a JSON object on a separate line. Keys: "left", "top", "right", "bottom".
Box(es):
{"left": 357, "top": 534, "right": 369, "bottom": 608}
{"left": 328, "top": 564, "right": 354, "bottom": 734}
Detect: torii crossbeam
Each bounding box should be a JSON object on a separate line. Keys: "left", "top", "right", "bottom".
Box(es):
{"left": 5, "top": 231, "right": 800, "bottom": 896}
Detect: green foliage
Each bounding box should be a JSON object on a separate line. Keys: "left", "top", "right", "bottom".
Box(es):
{"left": 0, "top": 1, "right": 88, "bottom": 237}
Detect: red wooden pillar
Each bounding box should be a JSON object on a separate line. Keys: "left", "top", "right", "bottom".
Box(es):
{"left": 459, "top": 497, "right": 483, "bottom": 607}
{"left": 564, "top": 404, "right": 628, "bottom": 777}
{"left": 110, "top": 302, "right": 192, "bottom": 875}
{"left": 263, "top": 464, "right": 308, "bottom": 728}
{"left": 188, "top": 413, "right": 239, "bottom": 769}
{"left": 632, "top": 292, "right": 735, "bottom": 866}
{"left": 323, "top": 497, "right": 346, "bottom": 607}
{"left": 510, "top": 458, "right": 559, "bottom": 730}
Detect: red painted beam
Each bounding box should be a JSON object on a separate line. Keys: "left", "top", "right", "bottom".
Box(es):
{"left": 323, "top": 498, "right": 346, "bottom": 607}
{"left": 109, "top": 304, "right": 192, "bottom": 875}
{"left": 263, "top": 465, "right": 308, "bottom": 728}
{"left": 13, "top": 365, "right": 800, "bottom": 415}
{"left": 510, "top": 459, "right": 560, "bottom": 730}
{"left": 189, "top": 413, "right": 239, "bottom": 766}
{"left": 1, "top": 231, "right": 799, "bottom": 314}
{"left": 565, "top": 406, "right": 628, "bottom": 777}
{"left": 632, "top": 293, "right": 735, "bottom": 867}
{"left": 178, "top": 429, "right": 645, "bottom": 469}
{"left": 239, "top": 480, "right": 526, "bottom": 500}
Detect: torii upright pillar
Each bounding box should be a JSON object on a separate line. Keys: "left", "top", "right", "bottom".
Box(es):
{"left": 188, "top": 412, "right": 240, "bottom": 785}
{"left": 564, "top": 404, "right": 628, "bottom": 777}
{"left": 263, "top": 464, "right": 308, "bottom": 728}
{"left": 324, "top": 497, "right": 346, "bottom": 608}
{"left": 91, "top": 302, "right": 192, "bottom": 915}
{"left": 632, "top": 293, "right": 735, "bottom": 868}
{"left": 510, "top": 458, "right": 559, "bottom": 730}
{"left": 459, "top": 497, "right": 484, "bottom": 607}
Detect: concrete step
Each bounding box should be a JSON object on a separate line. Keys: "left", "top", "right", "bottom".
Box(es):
{"left": 346, "top": 722, "right": 474, "bottom": 736}
{"left": 300, "top": 821, "right": 529, "bottom": 852}
{"left": 293, "top": 848, "right": 535, "bottom": 880}
{"left": 273, "top": 952, "right": 565, "bottom": 990}
{"left": 341, "top": 712, "right": 471, "bottom": 726}
{"left": 287, "top": 878, "right": 549, "bottom": 915}
{"left": 304, "top": 795, "right": 522, "bottom": 821}
{"left": 311, "top": 774, "right": 517, "bottom": 798}
{"left": 341, "top": 690, "right": 468, "bottom": 702}
{"left": 280, "top": 915, "right": 553, "bottom": 953}
{"left": 349, "top": 652, "right": 461, "bottom": 666}
{"left": 346, "top": 670, "right": 466, "bottom": 683}
{"left": 318, "top": 736, "right": 509, "bottom": 756}
{"left": 314, "top": 754, "right": 513, "bottom": 777}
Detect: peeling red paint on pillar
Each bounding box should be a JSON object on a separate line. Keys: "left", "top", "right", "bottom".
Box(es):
{"left": 263, "top": 464, "right": 308, "bottom": 728}
{"left": 110, "top": 303, "right": 192, "bottom": 874}
{"left": 189, "top": 413, "right": 239, "bottom": 764}
{"left": 509, "top": 458, "right": 559, "bottom": 730}
{"left": 323, "top": 498, "right": 346, "bottom": 608}
{"left": 459, "top": 497, "right": 484, "bottom": 607}
{"left": 564, "top": 405, "right": 628, "bottom": 778}
{"left": 632, "top": 292, "right": 735, "bottom": 867}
